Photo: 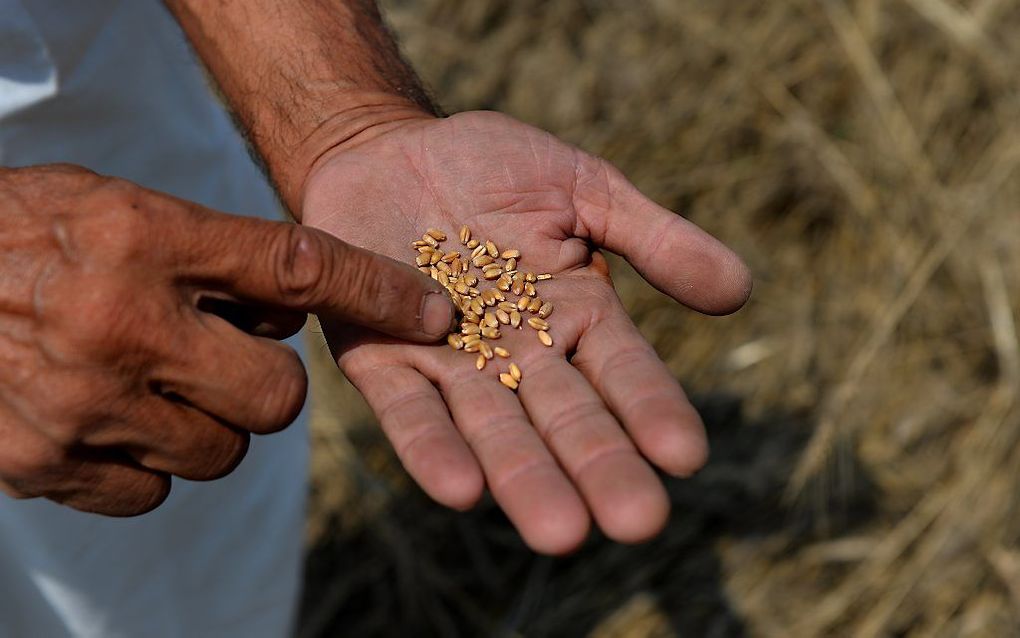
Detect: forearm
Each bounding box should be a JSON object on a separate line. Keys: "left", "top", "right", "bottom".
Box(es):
{"left": 164, "top": 0, "right": 436, "bottom": 217}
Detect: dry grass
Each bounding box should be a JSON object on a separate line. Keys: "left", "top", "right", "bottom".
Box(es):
{"left": 300, "top": 1, "right": 1020, "bottom": 636}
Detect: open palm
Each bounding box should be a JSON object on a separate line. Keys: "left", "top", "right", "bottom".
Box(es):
{"left": 302, "top": 111, "right": 751, "bottom": 554}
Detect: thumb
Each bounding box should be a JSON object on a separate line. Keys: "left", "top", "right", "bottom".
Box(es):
{"left": 574, "top": 158, "right": 752, "bottom": 315}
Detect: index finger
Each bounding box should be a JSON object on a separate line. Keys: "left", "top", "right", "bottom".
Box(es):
{"left": 163, "top": 204, "right": 456, "bottom": 342}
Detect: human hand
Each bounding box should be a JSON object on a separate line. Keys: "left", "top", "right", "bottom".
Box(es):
{"left": 302, "top": 111, "right": 752, "bottom": 554}
{"left": 0, "top": 165, "right": 455, "bottom": 515}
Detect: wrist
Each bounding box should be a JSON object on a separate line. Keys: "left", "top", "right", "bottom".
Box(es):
{"left": 276, "top": 93, "right": 435, "bottom": 219}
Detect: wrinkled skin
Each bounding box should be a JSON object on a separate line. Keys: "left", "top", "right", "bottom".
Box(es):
{"left": 0, "top": 164, "right": 452, "bottom": 516}
{"left": 304, "top": 112, "right": 752, "bottom": 554}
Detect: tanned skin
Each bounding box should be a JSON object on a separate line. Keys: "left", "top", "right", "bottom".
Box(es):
{"left": 0, "top": 1, "right": 751, "bottom": 555}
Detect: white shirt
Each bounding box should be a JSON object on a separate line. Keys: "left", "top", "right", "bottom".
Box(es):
{"left": 0, "top": 2, "right": 308, "bottom": 636}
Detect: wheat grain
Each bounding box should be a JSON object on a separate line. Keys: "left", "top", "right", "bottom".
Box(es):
{"left": 499, "top": 373, "right": 519, "bottom": 391}
{"left": 528, "top": 317, "right": 550, "bottom": 331}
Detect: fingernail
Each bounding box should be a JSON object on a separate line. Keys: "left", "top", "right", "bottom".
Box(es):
{"left": 421, "top": 291, "right": 456, "bottom": 338}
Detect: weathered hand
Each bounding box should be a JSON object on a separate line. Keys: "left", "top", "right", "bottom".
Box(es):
{"left": 0, "top": 165, "right": 454, "bottom": 516}
{"left": 304, "top": 111, "right": 751, "bottom": 554}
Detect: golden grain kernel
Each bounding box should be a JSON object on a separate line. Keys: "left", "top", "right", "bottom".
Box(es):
{"left": 538, "top": 302, "right": 554, "bottom": 318}
{"left": 416, "top": 246, "right": 433, "bottom": 254}
{"left": 426, "top": 228, "right": 447, "bottom": 241}
{"left": 471, "top": 245, "right": 487, "bottom": 259}
{"left": 448, "top": 334, "right": 463, "bottom": 350}
{"left": 538, "top": 330, "right": 553, "bottom": 347}
{"left": 528, "top": 297, "right": 543, "bottom": 313}
{"left": 499, "top": 373, "right": 519, "bottom": 390}
{"left": 505, "top": 257, "right": 517, "bottom": 272}
{"left": 536, "top": 273, "right": 553, "bottom": 281}
{"left": 524, "top": 282, "right": 537, "bottom": 297}
{"left": 473, "top": 255, "right": 495, "bottom": 268}
{"left": 412, "top": 240, "right": 429, "bottom": 248}
{"left": 469, "top": 287, "right": 481, "bottom": 297}
{"left": 516, "top": 296, "right": 530, "bottom": 311}
{"left": 465, "top": 342, "right": 481, "bottom": 353}
{"left": 438, "top": 272, "right": 450, "bottom": 287}
{"left": 484, "top": 312, "right": 499, "bottom": 328}
{"left": 528, "top": 317, "right": 549, "bottom": 331}
{"left": 467, "top": 239, "right": 479, "bottom": 249}
{"left": 470, "top": 298, "right": 484, "bottom": 315}
{"left": 497, "top": 301, "right": 517, "bottom": 312}
{"left": 511, "top": 280, "right": 525, "bottom": 296}
{"left": 440, "top": 252, "right": 457, "bottom": 264}
{"left": 501, "top": 249, "right": 521, "bottom": 260}
{"left": 422, "top": 233, "right": 439, "bottom": 247}
{"left": 481, "top": 326, "right": 501, "bottom": 339}
{"left": 418, "top": 266, "right": 431, "bottom": 275}
{"left": 510, "top": 310, "right": 522, "bottom": 328}
{"left": 509, "top": 362, "right": 522, "bottom": 382}
{"left": 454, "top": 282, "right": 469, "bottom": 295}
{"left": 436, "top": 261, "right": 452, "bottom": 275}
{"left": 459, "top": 225, "right": 471, "bottom": 244}
{"left": 525, "top": 272, "right": 538, "bottom": 283}
{"left": 480, "top": 342, "right": 494, "bottom": 360}
{"left": 463, "top": 333, "right": 482, "bottom": 343}
{"left": 485, "top": 240, "right": 499, "bottom": 258}
{"left": 496, "top": 309, "right": 510, "bottom": 324}
{"left": 494, "top": 347, "right": 510, "bottom": 358}
{"left": 482, "top": 269, "right": 502, "bottom": 280}
{"left": 462, "top": 324, "right": 481, "bottom": 335}
{"left": 430, "top": 267, "right": 439, "bottom": 280}
{"left": 493, "top": 289, "right": 506, "bottom": 302}
{"left": 415, "top": 253, "right": 430, "bottom": 267}
{"left": 429, "top": 251, "right": 443, "bottom": 265}
{"left": 497, "top": 276, "right": 512, "bottom": 292}
{"left": 463, "top": 310, "right": 481, "bottom": 323}
{"left": 463, "top": 274, "right": 478, "bottom": 287}
{"left": 476, "top": 354, "right": 487, "bottom": 370}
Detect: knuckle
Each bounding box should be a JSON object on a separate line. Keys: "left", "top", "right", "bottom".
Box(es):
{"left": 198, "top": 431, "right": 250, "bottom": 481}
{"left": 33, "top": 377, "right": 117, "bottom": 442}
{"left": 72, "top": 180, "right": 154, "bottom": 264}
{"left": 57, "top": 279, "right": 139, "bottom": 358}
{"left": 273, "top": 226, "right": 332, "bottom": 305}
{"left": 250, "top": 349, "right": 307, "bottom": 433}
{"left": 3, "top": 442, "right": 66, "bottom": 486}
{"left": 116, "top": 474, "right": 171, "bottom": 516}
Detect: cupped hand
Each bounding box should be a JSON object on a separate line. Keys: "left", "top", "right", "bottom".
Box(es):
{"left": 303, "top": 111, "right": 751, "bottom": 554}
{"left": 0, "top": 165, "right": 454, "bottom": 516}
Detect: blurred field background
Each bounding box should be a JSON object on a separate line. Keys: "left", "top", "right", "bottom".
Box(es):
{"left": 298, "top": 1, "right": 1020, "bottom": 636}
